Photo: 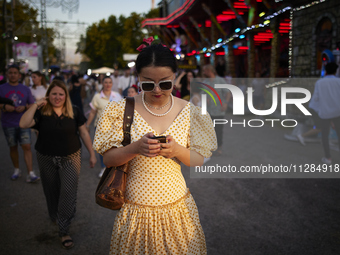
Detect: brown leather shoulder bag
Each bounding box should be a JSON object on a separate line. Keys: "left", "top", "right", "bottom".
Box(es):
{"left": 95, "top": 97, "right": 135, "bottom": 210}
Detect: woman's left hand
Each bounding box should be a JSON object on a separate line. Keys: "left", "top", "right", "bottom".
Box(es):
{"left": 89, "top": 154, "right": 97, "bottom": 168}
{"left": 158, "top": 135, "right": 179, "bottom": 159}
{"left": 15, "top": 106, "right": 26, "bottom": 113}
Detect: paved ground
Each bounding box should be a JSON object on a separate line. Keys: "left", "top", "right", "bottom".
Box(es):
{"left": 1, "top": 111, "right": 340, "bottom": 255}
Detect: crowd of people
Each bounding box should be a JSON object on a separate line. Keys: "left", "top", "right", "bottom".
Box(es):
{"left": 1, "top": 60, "right": 338, "bottom": 167}
{"left": 0, "top": 39, "right": 340, "bottom": 253}
{"left": 0, "top": 57, "right": 220, "bottom": 252}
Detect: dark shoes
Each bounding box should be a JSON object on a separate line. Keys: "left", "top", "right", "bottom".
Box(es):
{"left": 61, "top": 236, "right": 74, "bottom": 249}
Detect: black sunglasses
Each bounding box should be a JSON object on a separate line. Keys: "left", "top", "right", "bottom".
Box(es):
{"left": 139, "top": 80, "right": 173, "bottom": 92}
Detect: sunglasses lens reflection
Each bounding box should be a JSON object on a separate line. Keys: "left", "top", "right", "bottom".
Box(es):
{"left": 141, "top": 82, "right": 155, "bottom": 91}
{"left": 141, "top": 81, "right": 173, "bottom": 91}
{"left": 159, "top": 81, "right": 172, "bottom": 90}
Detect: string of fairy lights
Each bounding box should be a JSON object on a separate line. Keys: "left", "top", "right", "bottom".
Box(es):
{"left": 196, "top": 0, "right": 329, "bottom": 77}
{"left": 264, "top": 0, "right": 327, "bottom": 87}
{"left": 288, "top": 9, "right": 293, "bottom": 77}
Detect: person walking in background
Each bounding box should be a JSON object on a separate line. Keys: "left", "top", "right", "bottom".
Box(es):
{"left": 296, "top": 108, "right": 322, "bottom": 146}
{"left": 0, "top": 65, "right": 40, "bottom": 182}
{"left": 110, "top": 70, "right": 120, "bottom": 93}
{"left": 174, "top": 71, "right": 187, "bottom": 98}
{"left": 203, "top": 64, "right": 231, "bottom": 156}
{"left": 190, "top": 83, "right": 202, "bottom": 107}
{"left": 19, "top": 79, "right": 96, "bottom": 249}
{"left": 85, "top": 76, "right": 122, "bottom": 177}
{"left": 94, "top": 41, "right": 217, "bottom": 255}
{"left": 69, "top": 75, "right": 84, "bottom": 115}
{"left": 174, "top": 70, "right": 196, "bottom": 101}
{"left": 78, "top": 75, "right": 89, "bottom": 105}
{"left": 309, "top": 62, "right": 340, "bottom": 164}
{"left": 250, "top": 72, "right": 266, "bottom": 110}
{"left": 23, "top": 70, "right": 33, "bottom": 87}
{"left": 118, "top": 67, "right": 134, "bottom": 97}
{"left": 127, "top": 85, "right": 138, "bottom": 97}
{"left": 86, "top": 74, "right": 97, "bottom": 95}
{"left": 215, "top": 56, "right": 226, "bottom": 78}
{"left": 30, "top": 71, "right": 48, "bottom": 101}
{"left": 95, "top": 74, "right": 105, "bottom": 93}
{"left": 237, "top": 78, "right": 248, "bottom": 95}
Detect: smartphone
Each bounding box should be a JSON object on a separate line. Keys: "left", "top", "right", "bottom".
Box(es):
{"left": 150, "top": 135, "right": 167, "bottom": 143}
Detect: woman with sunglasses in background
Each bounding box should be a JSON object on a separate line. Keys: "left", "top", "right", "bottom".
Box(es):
{"left": 94, "top": 41, "right": 217, "bottom": 255}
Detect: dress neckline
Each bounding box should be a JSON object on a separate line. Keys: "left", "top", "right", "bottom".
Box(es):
{"left": 134, "top": 102, "right": 190, "bottom": 135}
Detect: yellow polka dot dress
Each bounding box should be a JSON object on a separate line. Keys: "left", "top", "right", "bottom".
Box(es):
{"left": 94, "top": 99, "right": 217, "bottom": 255}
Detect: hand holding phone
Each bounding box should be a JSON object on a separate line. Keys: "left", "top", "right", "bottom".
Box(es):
{"left": 150, "top": 135, "right": 167, "bottom": 143}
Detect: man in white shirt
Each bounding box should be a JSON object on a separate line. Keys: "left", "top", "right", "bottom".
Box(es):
{"left": 110, "top": 70, "right": 120, "bottom": 93}
{"left": 309, "top": 62, "right": 340, "bottom": 164}
{"left": 118, "top": 67, "right": 135, "bottom": 96}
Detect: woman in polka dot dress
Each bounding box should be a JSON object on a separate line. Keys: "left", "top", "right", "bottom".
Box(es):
{"left": 94, "top": 41, "right": 217, "bottom": 255}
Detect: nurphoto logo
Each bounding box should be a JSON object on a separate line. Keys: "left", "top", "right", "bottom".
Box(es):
{"left": 195, "top": 81, "right": 312, "bottom": 128}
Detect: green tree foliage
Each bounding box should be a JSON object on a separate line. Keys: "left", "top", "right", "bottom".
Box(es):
{"left": 77, "top": 8, "right": 159, "bottom": 68}
{"left": 144, "top": 8, "right": 159, "bottom": 19}
{"left": 0, "top": 0, "right": 56, "bottom": 71}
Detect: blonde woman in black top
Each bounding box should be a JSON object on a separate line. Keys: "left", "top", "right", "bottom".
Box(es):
{"left": 20, "top": 79, "right": 96, "bottom": 249}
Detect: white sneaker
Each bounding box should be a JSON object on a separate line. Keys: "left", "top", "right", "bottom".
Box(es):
{"left": 98, "top": 167, "right": 106, "bottom": 178}
{"left": 26, "top": 172, "right": 40, "bottom": 183}
{"left": 321, "top": 157, "right": 332, "bottom": 164}
{"left": 296, "top": 134, "right": 306, "bottom": 146}
{"left": 11, "top": 169, "right": 21, "bottom": 180}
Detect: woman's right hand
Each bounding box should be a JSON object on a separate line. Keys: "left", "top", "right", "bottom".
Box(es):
{"left": 19, "top": 98, "right": 46, "bottom": 129}
{"left": 4, "top": 104, "right": 15, "bottom": 112}
{"left": 36, "top": 97, "right": 48, "bottom": 109}
{"left": 137, "top": 132, "right": 161, "bottom": 157}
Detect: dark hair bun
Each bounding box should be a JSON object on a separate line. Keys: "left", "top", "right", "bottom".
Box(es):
{"left": 136, "top": 44, "right": 177, "bottom": 74}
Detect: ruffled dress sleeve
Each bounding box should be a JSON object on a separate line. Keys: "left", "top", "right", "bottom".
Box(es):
{"left": 93, "top": 99, "right": 125, "bottom": 155}
{"left": 188, "top": 104, "right": 218, "bottom": 158}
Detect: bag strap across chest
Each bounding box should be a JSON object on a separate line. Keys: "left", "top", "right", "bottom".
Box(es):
{"left": 122, "top": 97, "right": 135, "bottom": 147}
